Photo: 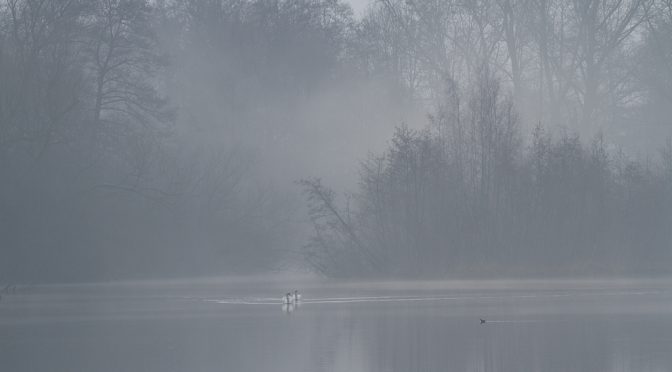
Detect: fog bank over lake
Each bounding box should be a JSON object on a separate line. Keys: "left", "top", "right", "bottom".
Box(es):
{"left": 1, "top": 0, "right": 671, "bottom": 369}
{"left": 1, "top": 0, "right": 671, "bottom": 282}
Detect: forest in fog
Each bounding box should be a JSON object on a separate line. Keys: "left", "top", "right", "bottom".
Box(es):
{"left": 0, "top": 0, "right": 671, "bottom": 281}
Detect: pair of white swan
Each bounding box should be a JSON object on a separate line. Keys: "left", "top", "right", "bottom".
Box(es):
{"left": 283, "top": 290, "right": 301, "bottom": 304}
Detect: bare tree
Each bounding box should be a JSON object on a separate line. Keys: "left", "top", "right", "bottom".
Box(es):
{"left": 86, "top": 0, "right": 170, "bottom": 134}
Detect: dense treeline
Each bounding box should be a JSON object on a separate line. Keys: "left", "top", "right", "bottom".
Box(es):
{"left": 0, "top": 0, "right": 341, "bottom": 281}
{"left": 0, "top": 0, "right": 671, "bottom": 281}
{"left": 357, "top": 0, "right": 672, "bottom": 141}
{"left": 1, "top": 0, "right": 395, "bottom": 282}
{"left": 0, "top": 0, "right": 179, "bottom": 281}
{"left": 301, "top": 74, "right": 672, "bottom": 277}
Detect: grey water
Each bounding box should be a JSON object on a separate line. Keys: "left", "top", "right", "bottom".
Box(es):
{"left": 1, "top": 277, "right": 672, "bottom": 372}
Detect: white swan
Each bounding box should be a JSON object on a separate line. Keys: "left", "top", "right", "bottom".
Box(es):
{"left": 283, "top": 293, "right": 293, "bottom": 304}
{"left": 293, "top": 290, "right": 301, "bottom": 302}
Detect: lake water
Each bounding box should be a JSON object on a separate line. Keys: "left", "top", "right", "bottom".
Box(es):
{"left": 1, "top": 277, "right": 671, "bottom": 371}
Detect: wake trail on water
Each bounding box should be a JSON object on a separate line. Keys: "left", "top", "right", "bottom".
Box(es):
{"left": 201, "top": 289, "right": 668, "bottom": 306}
{"left": 482, "top": 320, "right": 547, "bottom": 324}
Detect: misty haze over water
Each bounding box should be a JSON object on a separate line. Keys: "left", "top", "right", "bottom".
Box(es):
{"left": 0, "top": 0, "right": 670, "bottom": 282}
{"left": 0, "top": 0, "right": 671, "bottom": 370}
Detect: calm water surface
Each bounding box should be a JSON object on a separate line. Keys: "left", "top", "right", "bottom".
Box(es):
{"left": 1, "top": 277, "right": 671, "bottom": 371}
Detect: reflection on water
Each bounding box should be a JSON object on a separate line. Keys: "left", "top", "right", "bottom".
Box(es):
{"left": 282, "top": 301, "right": 301, "bottom": 313}
{"left": 1, "top": 278, "right": 671, "bottom": 372}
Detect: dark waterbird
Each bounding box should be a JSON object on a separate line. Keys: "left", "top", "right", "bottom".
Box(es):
{"left": 480, "top": 318, "right": 486, "bottom": 324}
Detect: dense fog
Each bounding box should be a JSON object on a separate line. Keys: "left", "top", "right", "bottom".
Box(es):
{"left": 0, "top": 0, "right": 670, "bottom": 282}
